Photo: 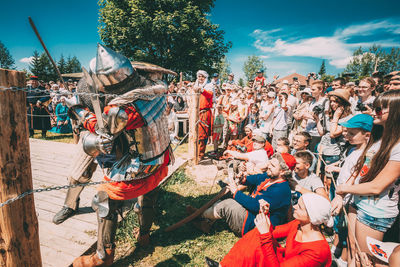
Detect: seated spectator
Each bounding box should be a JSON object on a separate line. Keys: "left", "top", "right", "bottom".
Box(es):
{"left": 289, "top": 151, "right": 328, "bottom": 200}
{"left": 219, "top": 193, "right": 332, "bottom": 267}
{"left": 223, "top": 131, "right": 269, "bottom": 173}
{"left": 49, "top": 97, "right": 72, "bottom": 134}
{"left": 225, "top": 124, "right": 254, "bottom": 153}
{"left": 291, "top": 132, "right": 317, "bottom": 173}
{"left": 276, "top": 137, "right": 290, "bottom": 154}
{"left": 190, "top": 153, "right": 295, "bottom": 236}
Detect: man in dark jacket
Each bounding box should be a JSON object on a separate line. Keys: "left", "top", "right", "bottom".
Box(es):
{"left": 26, "top": 76, "right": 51, "bottom": 137}
{"left": 191, "top": 153, "right": 295, "bottom": 236}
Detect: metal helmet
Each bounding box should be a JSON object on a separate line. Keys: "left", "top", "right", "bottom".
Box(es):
{"left": 89, "top": 44, "right": 135, "bottom": 91}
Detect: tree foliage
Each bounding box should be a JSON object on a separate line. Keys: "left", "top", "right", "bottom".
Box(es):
{"left": 29, "top": 51, "right": 81, "bottom": 81}
{"left": 64, "top": 56, "right": 81, "bottom": 74}
{"left": 318, "top": 60, "right": 326, "bottom": 77}
{"left": 344, "top": 45, "right": 400, "bottom": 80}
{"left": 98, "top": 0, "right": 231, "bottom": 78}
{"left": 242, "top": 55, "right": 266, "bottom": 82}
{"left": 215, "top": 56, "right": 231, "bottom": 83}
{"left": 238, "top": 78, "right": 244, "bottom": 87}
{"left": 0, "top": 40, "right": 15, "bottom": 69}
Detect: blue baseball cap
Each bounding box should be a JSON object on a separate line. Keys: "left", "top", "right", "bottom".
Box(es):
{"left": 340, "top": 114, "right": 374, "bottom": 132}
{"left": 256, "top": 69, "right": 264, "bottom": 73}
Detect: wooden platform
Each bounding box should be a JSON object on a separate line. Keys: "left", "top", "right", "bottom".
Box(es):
{"left": 30, "top": 138, "right": 187, "bottom": 267}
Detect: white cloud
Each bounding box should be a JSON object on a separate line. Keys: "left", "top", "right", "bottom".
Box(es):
{"left": 19, "top": 57, "right": 34, "bottom": 64}
{"left": 252, "top": 18, "right": 400, "bottom": 69}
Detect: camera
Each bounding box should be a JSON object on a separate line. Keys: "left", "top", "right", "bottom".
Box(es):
{"left": 312, "top": 105, "right": 324, "bottom": 114}
{"left": 356, "top": 102, "right": 373, "bottom": 112}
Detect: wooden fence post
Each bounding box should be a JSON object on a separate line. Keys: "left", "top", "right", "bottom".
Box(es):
{"left": 188, "top": 89, "right": 199, "bottom": 165}
{"left": 0, "top": 69, "right": 42, "bottom": 266}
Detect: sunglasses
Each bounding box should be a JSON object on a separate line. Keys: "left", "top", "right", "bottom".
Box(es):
{"left": 374, "top": 106, "right": 388, "bottom": 116}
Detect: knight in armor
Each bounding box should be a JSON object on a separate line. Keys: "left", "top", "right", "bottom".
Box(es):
{"left": 51, "top": 44, "right": 173, "bottom": 267}
{"left": 193, "top": 70, "right": 214, "bottom": 160}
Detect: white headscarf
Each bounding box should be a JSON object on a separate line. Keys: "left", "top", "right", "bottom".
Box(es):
{"left": 194, "top": 70, "right": 209, "bottom": 89}
{"left": 302, "top": 193, "right": 334, "bottom": 227}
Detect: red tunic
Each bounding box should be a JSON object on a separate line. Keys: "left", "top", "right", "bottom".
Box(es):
{"left": 84, "top": 104, "right": 169, "bottom": 200}
{"left": 198, "top": 89, "right": 213, "bottom": 140}
{"left": 220, "top": 220, "right": 331, "bottom": 267}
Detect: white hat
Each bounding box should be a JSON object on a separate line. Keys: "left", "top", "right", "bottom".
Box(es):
{"left": 282, "top": 79, "right": 289, "bottom": 84}
{"left": 196, "top": 70, "right": 209, "bottom": 79}
{"left": 301, "top": 88, "right": 312, "bottom": 95}
{"left": 301, "top": 193, "right": 333, "bottom": 227}
{"left": 267, "top": 91, "right": 276, "bottom": 98}
{"left": 367, "top": 236, "right": 399, "bottom": 263}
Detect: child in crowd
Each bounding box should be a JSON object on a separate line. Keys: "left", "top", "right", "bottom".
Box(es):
{"left": 276, "top": 137, "right": 290, "bottom": 154}
{"left": 328, "top": 114, "right": 374, "bottom": 265}
{"left": 290, "top": 151, "right": 329, "bottom": 200}
{"left": 212, "top": 104, "right": 225, "bottom": 153}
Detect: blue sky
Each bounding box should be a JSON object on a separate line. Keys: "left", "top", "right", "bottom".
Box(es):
{"left": 2, "top": 0, "right": 400, "bottom": 81}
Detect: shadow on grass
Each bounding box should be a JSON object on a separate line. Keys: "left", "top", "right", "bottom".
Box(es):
{"left": 113, "top": 187, "right": 232, "bottom": 266}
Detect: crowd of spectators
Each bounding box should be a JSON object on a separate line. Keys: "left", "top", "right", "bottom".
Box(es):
{"left": 26, "top": 67, "right": 400, "bottom": 266}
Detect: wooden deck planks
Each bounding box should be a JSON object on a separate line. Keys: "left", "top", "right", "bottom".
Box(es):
{"left": 29, "top": 138, "right": 188, "bottom": 267}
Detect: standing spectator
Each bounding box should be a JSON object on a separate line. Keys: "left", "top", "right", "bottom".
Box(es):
{"left": 252, "top": 69, "right": 266, "bottom": 91}
{"left": 227, "top": 73, "right": 236, "bottom": 85}
{"left": 226, "top": 100, "right": 241, "bottom": 143}
{"left": 336, "top": 90, "right": 400, "bottom": 266}
{"left": 26, "top": 76, "right": 51, "bottom": 138}
{"left": 259, "top": 91, "right": 275, "bottom": 141}
{"left": 389, "top": 74, "right": 400, "bottom": 90}
{"left": 271, "top": 92, "right": 290, "bottom": 150}
{"left": 247, "top": 105, "right": 259, "bottom": 128}
{"left": 354, "top": 77, "right": 376, "bottom": 115}
{"left": 303, "top": 80, "right": 327, "bottom": 152}
{"left": 212, "top": 104, "right": 225, "bottom": 154}
{"left": 316, "top": 89, "right": 352, "bottom": 199}
{"left": 238, "top": 94, "right": 249, "bottom": 138}
{"left": 194, "top": 70, "right": 214, "bottom": 160}
{"left": 332, "top": 77, "right": 346, "bottom": 90}
{"left": 292, "top": 88, "right": 312, "bottom": 135}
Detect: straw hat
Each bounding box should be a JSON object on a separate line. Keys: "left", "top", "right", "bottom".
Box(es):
{"left": 328, "top": 89, "right": 350, "bottom": 106}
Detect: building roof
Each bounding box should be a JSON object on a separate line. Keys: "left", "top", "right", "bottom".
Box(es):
{"left": 273, "top": 73, "right": 308, "bottom": 86}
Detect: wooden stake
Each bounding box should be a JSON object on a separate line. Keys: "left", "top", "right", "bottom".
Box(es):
{"left": 188, "top": 89, "right": 200, "bottom": 165}
{"left": 0, "top": 69, "right": 42, "bottom": 266}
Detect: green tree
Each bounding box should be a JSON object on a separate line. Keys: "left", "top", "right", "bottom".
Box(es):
{"left": 343, "top": 45, "right": 400, "bottom": 80}
{"left": 318, "top": 60, "right": 326, "bottom": 77}
{"left": 98, "top": 0, "right": 231, "bottom": 78}
{"left": 57, "top": 54, "right": 67, "bottom": 74}
{"left": 238, "top": 78, "right": 244, "bottom": 87}
{"left": 29, "top": 50, "right": 58, "bottom": 82}
{"left": 65, "top": 56, "right": 81, "bottom": 73}
{"left": 321, "top": 74, "right": 335, "bottom": 83}
{"left": 242, "top": 55, "right": 266, "bottom": 82}
{"left": 215, "top": 56, "right": 231, "bottom": 83}
{"left": 0, "top": 40, "right": 15, "bottom": 69}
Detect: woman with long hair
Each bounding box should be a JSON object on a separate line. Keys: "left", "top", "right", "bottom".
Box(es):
{"left": 336, "top": 90, "right": 400, "bottom": 266}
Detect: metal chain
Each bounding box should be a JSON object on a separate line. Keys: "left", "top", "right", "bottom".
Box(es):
{"left": 0, "top": 179, "right": 116, "bottom": 209}
{"left": 0, "top": 86, "right": 200, "bottom": 99}
{"left": 0, "top": 119, "right": 202, "bottom": 208}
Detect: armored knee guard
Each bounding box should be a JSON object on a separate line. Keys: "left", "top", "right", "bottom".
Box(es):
{"left": 92, "top": 191, "right": 123, "bottom": 260}
{"left": 133, "top": 188, "right": 159, "bottom": 235}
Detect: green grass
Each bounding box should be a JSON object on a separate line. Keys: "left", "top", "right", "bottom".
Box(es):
{"left": 31, "top": 130, "right": 75, "bottom": 143}
{"left": 113, "top": 168, "right": 239, "bottom": 267}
